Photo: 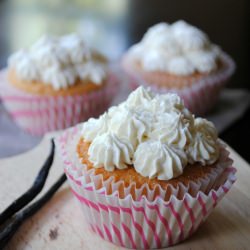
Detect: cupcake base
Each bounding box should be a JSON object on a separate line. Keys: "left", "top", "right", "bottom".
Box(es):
{"left": 57, "top": 126, "right": 236, "bottom": 249}
{"left": 0, "top": 70, "right": 118, "bottom": 136}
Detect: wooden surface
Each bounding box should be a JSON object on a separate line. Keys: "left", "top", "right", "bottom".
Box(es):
{"left": 0, "top": 134, "right": 250, "bottom": 250}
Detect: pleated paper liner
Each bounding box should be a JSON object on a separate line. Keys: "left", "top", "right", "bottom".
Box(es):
{"left": 0, "top": 70, "right": 119, "bottom": 135}
{"left": 57, "top": 126, "right": 236, "bottom": 249}
{"left": 122, "top": 52, "right": 235, "bottom": 116}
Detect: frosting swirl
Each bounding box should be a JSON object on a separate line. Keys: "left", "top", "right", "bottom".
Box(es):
{"left": 149, "top": 93, "right": 183, "bottom": 113}
{"left": 109, "top": 107, "right": 152, "bottom": 147}
{"left": 142, "top": 23, "right": 171, "bottom": 44}
{"left": 75, "top": 62, "right": 106, "bottom": 84}
{"left": 126, "top": 86, "right": 154, "bottom": 108}
{"left": 88, "top": 132, "right": 133, "bottom": 171}
{"left": 81, "top": 87, "right": 220, "bottom": 180}
{"left": 134, "top": 141, "right": 187, "bottom": 180}
{"left": 8, "top": 50, "right": 39, "bottom": 81}
{"left": 82, "top": 113, "right": 109, "bottom": 142}
{"left": 127, "top": 20, "right": 221, "bottom": 75}
{"left": 60, "top": 34, "right": 92, "bottom": 64}
{"left": 167, "top": 56, "right": 195, "bottom": 75}
{"left": 186, "top": 48, "right": 218, "bottom": 73}
{"left": 8, "top": 34, "right": 107, "bottom": 90}
{"left": 150, "top": 112, "right": 193, "bottom": 149}
{"left": 171, "top": 20, "right": 209, "bottom": 52}
{"left": 187, "top": 118, "right": 219, "bottom": 165}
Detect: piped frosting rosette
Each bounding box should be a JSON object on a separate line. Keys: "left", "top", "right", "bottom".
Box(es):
{"left": 58, "top": 87, "right": 236, "bottom": 248}
{"left": 122, "top": 21, "right": 235, "bottom": 115}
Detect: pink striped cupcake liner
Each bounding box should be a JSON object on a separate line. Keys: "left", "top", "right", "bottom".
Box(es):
{"left": 122, "top": 52, "right": 235, "bottom": 116}
{"left": 0, "top": 69, "right": 118, "bottom": 136}
{"left": 57, "top": 126, "right": 236, "bottom": 249}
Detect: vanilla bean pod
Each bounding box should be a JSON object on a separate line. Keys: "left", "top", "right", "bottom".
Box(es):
{"left": 0, "top": 174, "right": 66, "bottom": 249}
{"left": 0, "top": 139, "right": 55, "bottom": 226}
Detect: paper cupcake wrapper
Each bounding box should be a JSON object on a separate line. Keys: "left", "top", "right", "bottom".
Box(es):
{"left": 0, "top": 70, "right": 118, "bottom": 136}
{"left": 57, "top": 126, "right": 236, "bottom": 249}
{"left": 122, "top": 52, "right": 235, "bottom": 115}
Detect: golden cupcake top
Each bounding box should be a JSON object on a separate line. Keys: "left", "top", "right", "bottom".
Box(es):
{"left": 81, "top": 87, "right": 219, "bottom": 180}
{"left": 126, "top": 20, "right": 222, "bottom": 75}
{"left": 8, "top": 34, "right": 107, "bottom": 90}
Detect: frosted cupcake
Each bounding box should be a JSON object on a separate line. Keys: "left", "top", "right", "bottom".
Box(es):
{"left": 0, "top": 34, "right": 118, "bottom": 135}
{"left": 58, "top": 87, "right": 236, "bottom": 248}
{"left": 122, "top": 20, "right": 235, "bottom": 115}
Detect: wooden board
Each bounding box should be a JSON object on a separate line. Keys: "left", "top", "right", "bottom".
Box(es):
{"left": 0, "top": 133, "right": 250, "bottom": 250}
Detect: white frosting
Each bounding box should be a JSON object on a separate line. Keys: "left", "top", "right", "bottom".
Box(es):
{"left": 81, "top": 87, "right": 220, "bottom": 180}
{"left": 8, "top": 34, "right": 107, "bottom": 90}
{"left": 150, "top": 112, "right": 193, "bottom": 149}
{"left": 187, "top": 118, "right": 219, "bottom": 165}
{"left": 75, "top": 62, "right": 107, "bottom": 84}
{"left": 88, "top": 132, "right": 133, "bottom": 171}
{"left": 126, "top": 85, "right": 155, "bottom": 108}
{"left": 186, "top": 48, "right": 218, "bottom": 73}
{"left": 167, "top": 56, "right": 195, "bottom": 75}
{"left": 134, "top": 141, "right": 187, "bottom": 180}
{"left": 172, "top": 20, "right": 209, "bottom": 52}
{"left": 109, "top": 108, "right": 153, "bottom": 148}
{"left": 149, "top": 93, "right": 183, "bottom": 113}
{"left": 15, "top": 55, "right": 39, "bottom": 82}
{"left": 142, "top": 22, "right": 171, "bottom": 44}
{"left": 142, "top": 50, "right": 170, "bottom": 72}
{"left": 127, "top": 20, "right": 221, "bottom": 75}
{"left": 60, "top": 34, "right": 92, "bottom": 64}
{"left": 82, "top": 113, "right": 109, "bottom": 142}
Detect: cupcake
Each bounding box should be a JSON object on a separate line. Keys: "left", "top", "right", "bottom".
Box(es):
{"left": 122, "top": 20, "right": 235, "bottom": 115}
{"left": 58, "top": 87, "right": 236, "bottom": 249}
{"left": 0, "top": 34, "right": 118, "bottom": 135}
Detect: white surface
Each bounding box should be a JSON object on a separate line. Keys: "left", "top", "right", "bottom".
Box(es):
{"left": 0, "top": 88, "right": 249, "bottom": 158}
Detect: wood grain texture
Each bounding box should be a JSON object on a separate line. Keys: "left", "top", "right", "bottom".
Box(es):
{"left": 0, "top": 134, "right": 250, "bottom": 250}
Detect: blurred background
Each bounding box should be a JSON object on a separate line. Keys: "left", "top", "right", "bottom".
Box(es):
{"left": 0, "top": 0, "right": 249, "bottom": 159}
{"left": 0, "top": 0, "right": 249, "bottom": 89}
